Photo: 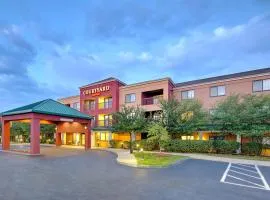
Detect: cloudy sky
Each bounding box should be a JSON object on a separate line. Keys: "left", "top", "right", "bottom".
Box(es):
{"left": 0, "top": 0, "right": 270, "bottom": 111}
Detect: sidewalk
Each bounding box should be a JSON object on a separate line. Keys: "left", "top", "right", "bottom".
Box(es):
{"left": 148, "top": 151, "right": 270, "bottom": 167}
{"left": 93, "top": 148, "right": 138, "bottom": 167}
{"left": 94, "top": 148, "right": 270, "bottom": 167}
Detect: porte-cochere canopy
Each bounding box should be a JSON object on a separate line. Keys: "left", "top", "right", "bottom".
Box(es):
{"left": 1, "top": 99, "right": 93, "bottom": 155}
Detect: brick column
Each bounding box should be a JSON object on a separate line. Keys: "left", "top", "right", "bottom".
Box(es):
{"left": 55, "top": 132, "right": 62, "bottom": 146}
{"left": 2, "top": 120, "right": 10, "bottom": 150}
{"left": 85, "top": 122, "right": 91, "bottom": 150}
{"left": 30, "top": 117, "right": 40, "bottom": 155}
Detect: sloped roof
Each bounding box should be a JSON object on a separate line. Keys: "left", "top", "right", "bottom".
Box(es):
{"left": 1, "top": 99, "right": 92, "bottom": 120}
{"left": 175, "top": 67, "right": 270, "bottom": 87}
{"left": 80, "top": 77, "right": 126, "bottom": 88}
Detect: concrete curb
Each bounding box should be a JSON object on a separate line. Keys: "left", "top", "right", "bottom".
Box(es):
{"left": 0, "top": 149, "right": 41, "bottom": 156}
{"left": 146, "top": 151, "right": 270, "bottom": 167}
{"left": 92, "top": 148, "right": 138, "bottom": 167}
{"left": 94, "top": 148, "right": 188, "bottom": 169}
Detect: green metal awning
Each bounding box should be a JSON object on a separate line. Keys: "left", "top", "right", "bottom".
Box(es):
{"left": 1, "top": 99, "right": 92, "bottom": 120}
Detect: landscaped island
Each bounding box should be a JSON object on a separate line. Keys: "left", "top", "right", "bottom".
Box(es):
{"left": 134, "top": 152, "right": 186, "bottom": 167}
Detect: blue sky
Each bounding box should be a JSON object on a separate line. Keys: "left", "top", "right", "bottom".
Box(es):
{"left": 0, "top": 0, "right": 270, "bottom": 111}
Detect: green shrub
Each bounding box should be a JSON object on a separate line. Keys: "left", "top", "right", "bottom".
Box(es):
{"left": 212, "top": 140, "right": 239, "bottom": 154}
{"left": 242, "top": 142, "right": 262, "bottom": 156}
{"left": 161, "top": 140, "right": 213, "bottom": 153}
{"left": 109, "top": 140, "right": 125, "bottom": 148}
{"left": 133, "top": 139, "right": 158, "bottom": 151}
{"left": 161, "top": 139, "right": 240, "bottom": 154}
{"left": 122, "top": 141, "right": 130, "bottom": 149}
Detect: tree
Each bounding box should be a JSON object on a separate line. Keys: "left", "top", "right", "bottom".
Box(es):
{"left": 210, "top": 94, "right": 243, "bottom": 135}
{"left": 177, "top": 99, "right": 208, "bottom": 134}
{"left": 238, "top": 94, "right": 270, "bottom": 141}
{"left": 159, "top": 98, "right": 181, "bottom": 136}
{"left": 40, "top": 124, "right": 56, "bottom": 143}
{"left": 147, "top": 122, "right": 170, "bottom": 151}
{"left": 159, "top": 98, "right": 207, "bottom": 138}
{"left": 112, "top": 106, "right": 148, "bottom": 153}
{"left": 211, "top": 94, "right": 270, "bottom": 153}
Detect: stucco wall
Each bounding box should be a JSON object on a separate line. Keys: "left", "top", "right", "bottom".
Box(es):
{"left": 173, "top": 73, "right": 270, "bottom": 110}
{"left": 119, "top": 79, "right": 173, "bottom": 111}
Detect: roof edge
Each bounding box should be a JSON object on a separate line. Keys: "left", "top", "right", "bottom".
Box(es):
{"left": 80, "top": 77, "right": 126, "bottom": 89}
{"left": 175, "top": 67, "right": 270, "bottom": 88}
{"left": 120, "top": 77, "right": 175, "bottom": 89}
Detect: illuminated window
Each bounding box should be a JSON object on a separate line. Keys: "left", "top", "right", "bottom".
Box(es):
{"left": 98, "top": 132, "right": 109, "bottom": 141}
{"left": 181, "top": 136, "right": 194, "bottom": 140}
{"left": 100, "top": 133, "right": 106, "bottom": 140}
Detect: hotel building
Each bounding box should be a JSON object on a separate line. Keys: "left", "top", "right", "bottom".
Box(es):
{"left": 59, "top": 68, "right": 270, "bottom": 148}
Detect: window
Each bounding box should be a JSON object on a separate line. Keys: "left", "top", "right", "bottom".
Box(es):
{"left": 72, "top": 102, "right": 80, "bottom": 110}
{"left": 209, "top": 136, "right": 225, "bottom": 140}
{"left": 125, "top": 93, "right": 136, "bottom": 103}
{"left": 104, "top": 97, "right": 112, "bottom": 109}
{"left": 85, "top": 100, "right": 95, "bottom": 110}
{"left": 210, "top": 86, "right": 226, "bottom": 97}
{"left": 96, "top": 132, "right": 109, "bottom": 141}
{"left": 181, "top": 136, "right": 194, "bottom": 140}
{"left": 253, "top": 79, "right": 270, "bottom": 92}
{"left": 90, "top": 101, "right": 95, "bottom": 110}
{"left": 181, "top": 90, "right": 194, "bottom": 99}
{"left": 153, "top": 112, "right": 161, "bottom": 120}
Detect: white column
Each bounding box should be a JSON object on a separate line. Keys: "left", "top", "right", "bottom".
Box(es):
{"left": 236, "top": 134, "right": 241, "bottom": 154}
{"left": 199, "top": 132, "right": 203, "bottom": 140}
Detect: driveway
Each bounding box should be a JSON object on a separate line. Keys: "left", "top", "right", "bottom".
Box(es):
{"left": 0, "top": 147, "right": 269, "bottom": 200}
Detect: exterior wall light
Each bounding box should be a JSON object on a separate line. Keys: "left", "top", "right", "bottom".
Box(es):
{"left": 140, "top": 148, "right": 144, "bottom": 152}
{"left": 84, "top": 126, "right": 87, "bottom": 130}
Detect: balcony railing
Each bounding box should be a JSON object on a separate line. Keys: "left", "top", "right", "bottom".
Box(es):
{"left": 142, "top": 95, "right": 163, "bottom": 105}
{"left": 93, "top": 120, "right": 113, "bottom": 127}
{"left": 98, "top": 102, "right": 113, "bottom": 109}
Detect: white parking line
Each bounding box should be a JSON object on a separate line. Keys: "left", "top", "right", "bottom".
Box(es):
{"left": 230, "top": 169, "right": 261, "bottom": 179}
{"left": 220, "top": 163, "right": 270, "bottom": 191}
{"left": 255, "top": 165, "right": 270, "bottom": 190}
{"left": 227, "top": 174, "right": 265, "bottom": 188}
{"left": 230, "top": 165, "right": 258, "bottom": 173}
{"left": 220, "top": 163, "right": 231, "bottom": 182}
{"left": 233, "top": 163, "right": 256, "bottom": 169}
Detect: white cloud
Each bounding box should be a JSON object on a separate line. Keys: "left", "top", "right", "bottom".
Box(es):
{"left": 118, "top": 51, "right": 153, "bottom": 63}
{"left": 158, "top": 13, "right": 270, "bottom": 76}
{"left": 137, "top": 52, "right": 152, "bottom": 62}
{"left": 118, "top": 51, "right": 136, "bottom": 62}
{"left": 213, "top": 25, "right": 244, "bottom": 38}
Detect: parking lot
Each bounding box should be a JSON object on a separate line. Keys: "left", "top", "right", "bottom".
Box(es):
{"left": 221, "top": 163, "right": 270, "bottom": 191}
{"left": 0, "top": 147, "right": 269, "bottom": 200}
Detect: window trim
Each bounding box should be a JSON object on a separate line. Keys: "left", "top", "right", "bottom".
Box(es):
{"left": 125, "top": 93, "right": 136, "bottom": 103}
{"left": 253, "top": 79, "right": 270, "bottom": 92}
{"left": 210, "top": 85, "right": 226, "bottom": 97}
{"left": 181, "top": 90, "right": 195, "bottom": 100}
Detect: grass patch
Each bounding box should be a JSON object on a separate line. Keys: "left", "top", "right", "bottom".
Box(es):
{"left": 134, "top": 152, "right": 186, "bottom": 167}
{"left": 204, "top": 153, "right": 270, "bottom": 161}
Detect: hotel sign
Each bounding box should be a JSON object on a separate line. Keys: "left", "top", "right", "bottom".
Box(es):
{"left": 82, "top": 85, "right": 110, "bottom": 96}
